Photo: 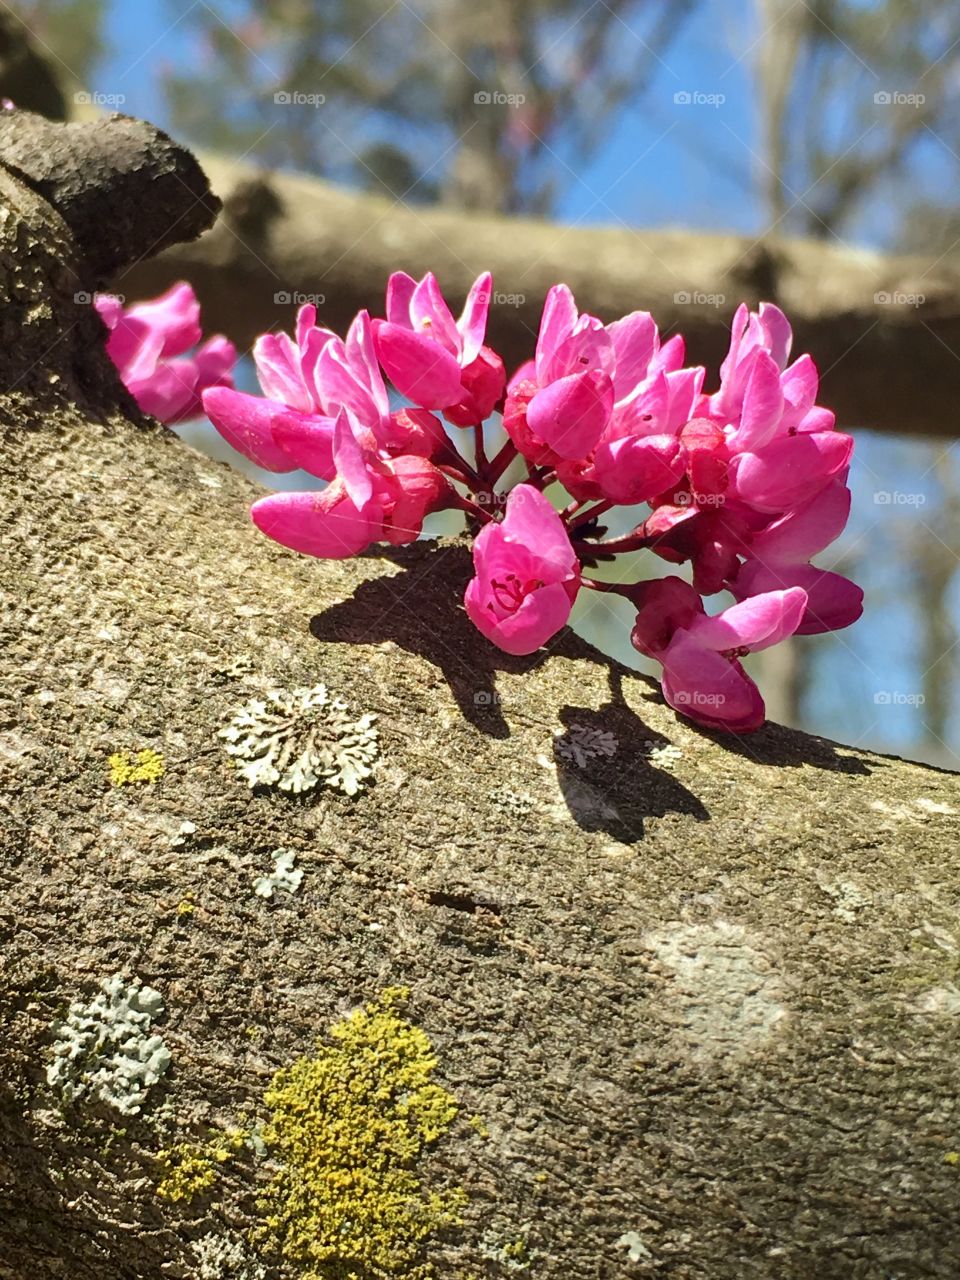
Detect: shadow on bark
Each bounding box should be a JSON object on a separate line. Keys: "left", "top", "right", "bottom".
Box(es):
{"left": 309, "top": 539, "right": 872, "bottom": 785}
{"left": 553, "top": 699, "right": 710, "bottom": 841}
{"left": 309, "top": 539, "right": 629, "bottom": 738}
{"left": 692, "top": 719, "right": 873, "bottom": 774}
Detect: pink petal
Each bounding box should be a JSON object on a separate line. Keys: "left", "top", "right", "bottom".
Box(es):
{"left": 733, "top": 561, "right": 863, "bottom": 635}
{"left": 295, "top": 303, "right": 317, "bottom": 349}
{"left": 654, "top": 333, "right": 686, "bottom": 374}
{"left": 270, "top": 409, "right": 338, "bottom": 479}
{"left": 332, "top": 408, "right": 375, "bottom": 507}
{"left": 593, "top": 433, "right": 685, "bottom": 505}
{"left": 606, "top": 310, "right": 658, "bottom": 398}
{"left": 105, "top": 315, "right": 165, "bottom": 384}
{"left": 410, "top": 272, "right": 460, "bottom": 356}
{"left": 345, "top": 310, "right": 390, "bottom": 417}
{"left": 500, "top": 483, "right": 578, "bottom": 579}
{"left": 759, "top": 302, "right": 793, "bottom": 369}
{"left": 612, "top": 371, "right": 669, "bottom": 437}
{"left": 372, "top": 320, "right": 464, "bottom": 408}
{"left": 661, "top": 636, "right": 766, "bottom": 731}
{"left": 464, "top": 578, "right": 574, "bottom": 655}
{"left": 718, "top": 303, "right": 750, "bottom": 389}
{"left": 779, "top": 353, "right": 818, "bottom": 428}
{"left": 194, "top": 335, "right": 236, "bottom": 389}
{"left": 385, "top": 271, "right": 418, "bottom": 325}
{"left": 126, "top": 282, "right": 202, "bottom": 357}
{"left": 457, "top": 272, "right": 492, "bottom": 365}
{"left": 796, "top": 406, "right": 836, "bottom": 433}
{"left": 541, "top": 318, "right": 614, "bottom": 385}
{"left": 689, "top": 586, "right": 808, "bottom": 653}
{"left": 251, "top": 487, "right": 379, "bottom": 559}
{"left": 526, "top": 370, "right": 613, "bottom": 459}
{"left": 94, "top": 294, "right": 124, "bottom": 330}
{"left": 202, "top": 386, "right": 299, "bottom": 472}
{"left": 663, "top": 365, "right": 704, "bottom": 430}
{"left": 727, "top": 349, "right": 783, "bottom": 452}
{"left": 730, "top": 431, "right": 854, "bottom": 513}
{"left": 313, "top": 340, "right": 381, "bottom": 427}
{"left": 749, "top": 479, "right": 851, "bottom": 564}
{"left": 129, "top": 358, "right": 199, "bottom": 423}
{"left": 253, "top": 332, "right": 313, "bottom": 411}
{"left": 535, "top": 284, "right": 578, "bottom": 382}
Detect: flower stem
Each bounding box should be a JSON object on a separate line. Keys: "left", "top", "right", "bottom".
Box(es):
{"left": 567, "top": 499, "right": 613, "bottom": 530}
{"left": 474, "top": 422, "right": 488, "bottom": 480}
{"left": 487, "top": 438, "right": 518, "bottom": 485}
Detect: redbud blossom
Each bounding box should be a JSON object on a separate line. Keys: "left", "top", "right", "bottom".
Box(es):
{"left": 97, "top": 283, "right": 235, "bottom": 425}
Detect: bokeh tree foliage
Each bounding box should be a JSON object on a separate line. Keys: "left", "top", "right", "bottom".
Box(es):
{"left": 160, "top": 0, "right": 695, "bottom": 213}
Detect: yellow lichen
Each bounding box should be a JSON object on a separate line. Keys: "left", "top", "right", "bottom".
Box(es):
{"left": 502, "top": 1238, "right": 527, "bottom": 1261}
{"left": 108, "top": 748, "right": 165, "bottom": 786}
{"left": 467, "top": 1114, "right": 489, "bottom": 1139}
{"left": 156, "top": 1129, "right": 245, "bottom": 1203}
{"left": 944, "top": 1151, "right": 959, "bottom": 1166}
{"left": 257, "top": 986, "right": 464, "bottom": 1279}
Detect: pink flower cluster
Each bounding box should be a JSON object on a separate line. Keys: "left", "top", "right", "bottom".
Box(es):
{"left": 96, "top": 283, "right": 235, "bottom": 424}
{"left": 103, "top": 272, "right": 863, "bottom": 733}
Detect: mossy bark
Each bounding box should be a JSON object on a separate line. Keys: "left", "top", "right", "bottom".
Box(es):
{"left": 1, "top": 111, "right": 960, "bottom": 1280}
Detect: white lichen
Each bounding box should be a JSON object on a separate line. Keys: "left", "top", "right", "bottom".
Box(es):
{"left": 47, "top": 975, "right": 171, "bottom": 1115}
{"left": 818, "top": 876, "right": 870, "bottom": 922}
{"left": 193, "top": 1232, "right": 266, "bottom": 1280}
{"left": 617, "top": 1230, "right": 652, "bottom": 1262}
{"left": 554, "top": 723, "right": 618, "bottom": 769}
{"left": 254, "top": 849, "right": 304, "bottom": 899}
{"left": 489, "top": 785, "right": 536, "bottom": 820}
{"left": 170, "top": 819, "right": 197, "bottom": 848}
{"left": 641, "top": 740, "right": 683, "bottom": 770}
{"left": 220, "top": 684, "right": 378, "bottom": 796}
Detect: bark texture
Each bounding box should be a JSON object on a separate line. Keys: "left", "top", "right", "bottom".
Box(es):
{"left": 2, "top": 113, "right": 960, "bottom": 1280}
{"left": 118, "top": 152, "right": 960, "bottom": 441}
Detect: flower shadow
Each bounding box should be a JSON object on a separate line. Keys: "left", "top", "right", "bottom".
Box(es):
{"left": 552, "top": 683, "right": 710, "bottom": 842}
{"left": 309, "top": 539, "right": 604, "bottom": 739}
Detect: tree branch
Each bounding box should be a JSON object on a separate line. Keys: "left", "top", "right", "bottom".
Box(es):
{"left": 2, "top": 110, "right": 960, "bottom": 1280}
{"left": 116, "top": 151, "right": 960, "bottom": 440}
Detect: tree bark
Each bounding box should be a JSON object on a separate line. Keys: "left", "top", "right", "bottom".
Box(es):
{"left": 2, "top": 112, "right": 960, "bottom": 1280}
{"left": 116, "top": 150, "right": 960, "bottom": 442}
